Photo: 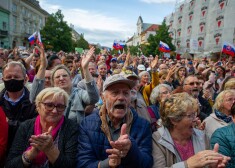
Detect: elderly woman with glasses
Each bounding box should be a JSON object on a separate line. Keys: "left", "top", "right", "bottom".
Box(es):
{"left": 203, "top": 89, "right": 235, "bottom": 140}
{"left": 148, "top": 84, "right": 172, "bottom": 131}
{"left": 152, "top": 92, "right": 230, "bottom": 168}
{"left": 6, "top": 87, "right": 78, "bottom": 167}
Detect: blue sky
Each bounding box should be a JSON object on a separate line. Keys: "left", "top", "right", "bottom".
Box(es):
{"left": 39, "top": 0, "right": 176, "bottom": 47}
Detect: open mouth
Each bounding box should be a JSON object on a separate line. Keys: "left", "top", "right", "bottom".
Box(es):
{"left": 114, "top": 104, "right": 125, "bottom": 109}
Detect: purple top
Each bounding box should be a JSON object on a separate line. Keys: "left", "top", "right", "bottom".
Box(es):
{"left": 173, "top": 139, "right": 195, "bottom": 161}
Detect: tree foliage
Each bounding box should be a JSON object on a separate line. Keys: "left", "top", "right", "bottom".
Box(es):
{"left": 74, "top": 35, "right": 89, "bottom": 50}
{"left": 143, "top": 19, "right": 175, "bottom": 56}
{"left": 41, "top": 10, "right": 73, "bottom": 52}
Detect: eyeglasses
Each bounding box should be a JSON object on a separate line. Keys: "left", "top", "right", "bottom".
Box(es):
{"left": 184, "top": 82, "right": 200, "bottom": 86}
{"left": 41, "top": 102, "right": 66, "bottom": 112}
{"left": 181, "top": 113, "right": 197, "bottom": 120}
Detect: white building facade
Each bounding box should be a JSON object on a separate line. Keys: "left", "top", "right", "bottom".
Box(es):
{"left": 165, "top": 0, "right": 235, "bottom": 55}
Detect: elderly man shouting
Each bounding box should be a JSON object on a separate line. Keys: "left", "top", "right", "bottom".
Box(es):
{"left": 77, "top": 74, "right": 153, "bottom": 168}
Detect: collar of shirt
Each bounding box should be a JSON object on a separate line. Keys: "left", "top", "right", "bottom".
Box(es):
{"left": 4, "top": 88, "right": 25, "bottom": 106}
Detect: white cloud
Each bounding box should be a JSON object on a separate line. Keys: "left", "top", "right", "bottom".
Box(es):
{"left": 140, "top": 0, "right": 176, "bottom": 4}
{"left": 38, "top": 0, "right": 134, "bottom": 47}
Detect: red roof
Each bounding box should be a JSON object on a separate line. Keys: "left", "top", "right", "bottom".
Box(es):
{"left": 141, "top": 24, "right": 160, "bottom": 35}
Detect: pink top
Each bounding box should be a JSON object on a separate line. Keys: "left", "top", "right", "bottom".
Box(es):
{"left": 173, "top": 139, "right": 195, "bottom": 161}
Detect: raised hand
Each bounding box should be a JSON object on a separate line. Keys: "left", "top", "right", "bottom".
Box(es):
{"left": 110, "top": 124, "right": 132, "bottom": 158}
{"left": 150, "top": 55, "right": 159, "bottom": 69}
{"left": 81, "top": 47, "right": 95, "bottom": 69}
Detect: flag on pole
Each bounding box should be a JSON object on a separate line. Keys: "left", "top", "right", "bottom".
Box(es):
{"left": 222, "top": 42, "right": 235, "bottom": 57}
{"left": 113, "top": 40, "right": 125, "bottom": 50}
{"left": 28, "top": 31, "right": 43, "bottom": 46}
{"left": 28, "top": 32, "right": 37, "bottom": 45}
{"left": 159, "top": 41, "right": 171, "bottom": 53}
{"left": 36, "top": 31, "right": 42, "bottom": 46}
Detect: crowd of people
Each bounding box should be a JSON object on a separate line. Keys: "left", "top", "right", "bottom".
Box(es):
{"left": 0, "top": 45, "right": 234, "bottom": 168}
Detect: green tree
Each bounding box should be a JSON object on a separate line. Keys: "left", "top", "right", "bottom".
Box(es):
{"left": 143, "top": 19, "right": 175, "bottom": 56}
{"left": 74, "top": 35, "right": 89, "bottom": 50}
{"left": 41, "top": 10, "right": 73, "bottom": 52}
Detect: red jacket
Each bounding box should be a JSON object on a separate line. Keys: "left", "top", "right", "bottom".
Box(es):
{"left": 0, "top": 106, "right": 8, "bottom": 164}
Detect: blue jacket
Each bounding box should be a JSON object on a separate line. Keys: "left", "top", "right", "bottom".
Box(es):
{"left": 210, "top": 123, "right": 235, "bottom": 168}
{"left": 77, "top": 109, "right": 153, "bottom": 168}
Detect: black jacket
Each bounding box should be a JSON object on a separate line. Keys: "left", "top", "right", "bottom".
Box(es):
{"left": 6, "top": 117, "right": 78, "bottom": 168}
{"left": 0, "top": 87, "right": 37, "bottom": 152}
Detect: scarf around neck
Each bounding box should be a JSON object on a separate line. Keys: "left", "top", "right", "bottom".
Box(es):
{"left": 99, "top": 103, "right": 133, "bottom": 142}
{"left": 27, "top": 115, "right": 64, "bottom": 165}
{"left": 214, "top": 109, "right": 232, "bottom": 123}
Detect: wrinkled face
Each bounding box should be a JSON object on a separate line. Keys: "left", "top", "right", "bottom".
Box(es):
{"left": 45, "top": 70, "right": 52, "bottom": 88}
{"left": 173, "top": 108, "right": 197, "bottom": 137}
{"left": 38, "top": 95, "right": 65, "bottom": 125}
{"left": 103, "top": 83, "right": 131, "bottom": 120}
{"left": 98, "top": 65, "right": 107, "bottom": 77}
{"left": 222, "top": 93, "right": 235, "bottom": 115}
{"left": 159, "top": 87, "right": 171, "bottom": 102}
{"left": 53, "top": 69, "right": 72, "bottom": 91}
{"left": 183, "top": 77, "right": 200, "bottom": 98}
{"left": 141, "top": 72, "right": 150, "bottom": 84}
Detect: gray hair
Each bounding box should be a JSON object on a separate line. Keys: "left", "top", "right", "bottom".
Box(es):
{"left": 3, "top": 61, "right": 26, "bottom": 77}
{"left": 150, "top": 84, "right": 172, "bottom": 104}
{"left": 138, "top": 71, "right": 149, "bottom": 79}
{"left": 51, "top": 65, "right": 71, "bottom": 86}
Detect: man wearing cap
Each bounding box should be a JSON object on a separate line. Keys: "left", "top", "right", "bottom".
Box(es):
{"left": 108, "top": 57, "right": 118, "bottom": 75}
{"left": 77, "top": 74, "right": 153, "bottom": 168}
{"left": 137, "top": 64, "right": 146, "bottom": 74}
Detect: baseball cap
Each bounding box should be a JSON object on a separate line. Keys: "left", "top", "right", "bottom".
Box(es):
{"left": 111, "top": 58, "right": 117, "bottom": 62}
{"left": 120, "top": 70, "right": 139, "bottom": 80}
{"left": 137, "top": 64, "right": 145, "bottom": 71}
{"left": 103, "top": 74, "right": 136, "bottom": 91}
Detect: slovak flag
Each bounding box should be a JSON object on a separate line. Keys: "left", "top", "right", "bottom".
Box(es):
{"left": 113, "top": 40, "right": 125, "bottom": 50}
{"left": 222, "top": 42, "right": 235, "bottom": 57}
{"left": 28, "top": 31, "right": 37, "bottom": 45}
{"left": 159, "top": 41, "right": 171, "bottom": 53}
{"left": 36, "top": 31, "right": 42, "bottom": 46}
{"left": 28, "top": 31, "right": 43, "bottom": 46}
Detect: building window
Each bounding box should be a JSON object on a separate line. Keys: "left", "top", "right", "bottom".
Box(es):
{"left": 12, "top": 3, "right": 17, "bottom": 12}
{"left": 2, "top": 22, "right": 7, "bottom": 30}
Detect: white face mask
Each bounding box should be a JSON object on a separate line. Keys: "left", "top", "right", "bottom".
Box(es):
{"left": 130, "top": 89, "right": 137, "bottom": 102}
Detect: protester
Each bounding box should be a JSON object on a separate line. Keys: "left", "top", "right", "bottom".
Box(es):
{"left": 0, "top": 61, "right": 38, "bottom": 154}
{"left": 183, "top": 75, "right": 212, "bottom": 121}
{"left": 6, "top": 87, "right": 78, "bottom": 167}
{"left": 77, "top": 74, "right": 153, "bottom": 168}
{"left": 0, "top": 107, "right": 8, "bottom": 167}
{"left": 148, "top": 84, "right": 172, "bottom": 131}
{"left": 210, "top": 102, "right": 235, "bottom": 167}
{"left": 204, "top": 90, "right": 235, "bottom": 140}
{"left": 152, "top": 92, "right": 230, "bottom": 168}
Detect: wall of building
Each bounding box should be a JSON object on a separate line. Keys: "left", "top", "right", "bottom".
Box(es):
{"left": 166, "top": 0, "right": 235, "bottom": 54}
